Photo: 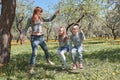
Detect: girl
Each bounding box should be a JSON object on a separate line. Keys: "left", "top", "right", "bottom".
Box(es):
{"left": 57, "top": 27, "right": 69, "bottom": 69}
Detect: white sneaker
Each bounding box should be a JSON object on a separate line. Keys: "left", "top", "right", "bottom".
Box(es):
{"left": 47, "top": 60, "right": 55, "bottom": 65}
{"left": 29, "top": 69, "right": 35, "bottom": 74}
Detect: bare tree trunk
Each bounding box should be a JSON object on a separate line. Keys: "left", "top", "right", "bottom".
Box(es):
{"left": 0, "top": 0, "right": 16, "bottom": 64}
{"left": 111, "top": 29, "right": 117, "bottom": 40}
{"left": 16, "top": 16, "right": 24, "bottom": 44}
{"left": 46, "top": 27, "right": 52, "bottom": 42}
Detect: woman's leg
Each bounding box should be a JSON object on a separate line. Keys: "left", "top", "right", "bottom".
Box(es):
{"left": 30, "top": 36, "right": 39, "bottom": 66}
{"left": 40, "top": 41, "right": 50, "bottom": 60}
{"left": 29, "top": 36, "right": 39, "bottom": 73}
{"left": 39, "top": 36, "right": 54, "bottom": 65}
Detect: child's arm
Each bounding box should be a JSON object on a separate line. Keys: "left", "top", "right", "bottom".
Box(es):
{"left": 69, "top": 35, "right": 72, "bottom": 52}
{"left": 80, "top": 30, "right": 86, "bottom": 40}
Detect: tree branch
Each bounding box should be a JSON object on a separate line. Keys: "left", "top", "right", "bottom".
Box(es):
{"left": 66, "top": 13, "right": 86, "bottom": 32}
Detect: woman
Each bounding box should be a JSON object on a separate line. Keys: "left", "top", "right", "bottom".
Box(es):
{"left": 22, "top": 6, "right": 59, "bottom": 74}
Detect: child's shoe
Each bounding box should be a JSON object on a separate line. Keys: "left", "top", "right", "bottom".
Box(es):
{"left": 79, "top": 63, "right": 83, "bottom": 69}
{"left": 72, "top": 64, "right": 77, "bottom": 70}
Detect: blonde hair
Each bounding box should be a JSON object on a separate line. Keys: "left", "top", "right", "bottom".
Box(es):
{"left": 58, "top": 26, "right": 68, "bottom": 42}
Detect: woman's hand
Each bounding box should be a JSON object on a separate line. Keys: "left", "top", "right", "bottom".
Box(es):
{"left": 55, "top": 10, "right": 60, "bottom": 15}
{"left": 20, "top": 33, "right": 26, "bottom": 44}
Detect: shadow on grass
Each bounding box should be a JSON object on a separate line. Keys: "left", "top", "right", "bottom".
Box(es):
{"left": 0, "top": 51, "right": 78, "bottom": 79}
{"left": 85, "top": 41, "right": 105, "bottom": 44}
{"left": 84, "top": 48, "right": 120, "bottom": 62}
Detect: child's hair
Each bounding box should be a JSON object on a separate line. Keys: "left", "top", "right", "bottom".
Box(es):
{"left": 58, "top": 26, "right": 68, "bottom": 42}
{"left": 70, "top": 23, "right": 80, "bottom": 32}
{"left": 73, "top": 23, "right": 79, "bottom": 27}
{"left": 58, "top": 26, "right": 66, "bottom": 36}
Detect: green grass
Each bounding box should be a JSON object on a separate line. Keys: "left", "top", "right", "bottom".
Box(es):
{"left": 0, "top": 40, "right": 120, "bottom": 80}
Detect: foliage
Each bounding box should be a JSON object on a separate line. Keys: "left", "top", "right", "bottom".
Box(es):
{"left": 12, "top": 0, "right": 34, "bottom": 40}
{"left": 0, "top": 39, "right": 120, "bottom": 80}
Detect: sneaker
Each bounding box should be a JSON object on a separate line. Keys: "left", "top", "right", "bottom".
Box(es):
{"left": 29, "top": 68, "right": 35, "bottom": 74}
{"left": 79, "top": 63, "right": 83, "bottom": 69}
{"left": 62, "top": 65, "right": 67, "bottom": 70}
{"left": 47, "top": 60, "right": 55, "bottom": 65}
{"left": 72, "top": 64, "right": 77, "bottom": 70}
{"left": 62, "top": 66, "right": 65, "bottom": 70}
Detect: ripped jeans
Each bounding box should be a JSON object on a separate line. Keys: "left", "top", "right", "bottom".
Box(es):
{"left": 57, "top": 46, "right": 69, "bottom": 67}
{"left": 30, "top": 35, "right": 50, "bottom": 66}
{"left": 71, "top": 46, "right": 83, "bottom": 64}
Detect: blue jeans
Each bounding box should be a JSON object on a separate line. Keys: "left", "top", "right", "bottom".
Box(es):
{"left": 71, "top": 46, "right": 83, "bottom": 64}
{"left": 30, "top": 35, "right": 50, "bottom": 66}
{"left": 57, "top": 46, "right": 69, "bottom": 67}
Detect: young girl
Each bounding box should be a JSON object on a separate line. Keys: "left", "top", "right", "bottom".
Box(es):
{"left": 57, "top": 27, "right": 69, "bottom": 69}
{"left": 69, "top": 24, "right": 85, "bottom": 69}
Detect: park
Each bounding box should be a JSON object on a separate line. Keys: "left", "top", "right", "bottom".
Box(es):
{"left": 0, "top": 0, "right": 120, "bottom": 80}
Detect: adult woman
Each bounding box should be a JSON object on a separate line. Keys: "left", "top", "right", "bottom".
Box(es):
{"left": 22, "top": 6, "right": 59, "bottom": 74}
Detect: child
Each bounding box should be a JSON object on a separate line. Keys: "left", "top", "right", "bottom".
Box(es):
{"left": 69, "top": 24, "right": 85, "bottom": 69}
{"left": 57, "top": 27, "right": 69, "bottom": 69}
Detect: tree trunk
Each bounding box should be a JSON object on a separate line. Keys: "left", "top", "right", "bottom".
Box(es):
{"left": 112, "top": 29, "right": 117, "bottom": 40}
{"left": 0, "top": 0, "right": 16, "bottom": 64}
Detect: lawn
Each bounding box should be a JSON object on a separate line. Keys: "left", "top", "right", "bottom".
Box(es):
{"left": 0, "top": 39, "right": 120, "bottom": 80}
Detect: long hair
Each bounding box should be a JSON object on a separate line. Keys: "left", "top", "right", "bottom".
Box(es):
{"left": 58, "top": 27, "right": 68, "bottom": 42}
{"left": 32, "top": 6, "right": 43, "bottom": 23}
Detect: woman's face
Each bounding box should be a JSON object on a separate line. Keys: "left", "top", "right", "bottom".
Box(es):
{"left": 38, "top": 10, "right": 43, "bottom": 15}
{"left": 35, "top": 7, "right": 43, "bottom": 15}
{"left": 72, "top": 25, "right": 79, "bottom": 34}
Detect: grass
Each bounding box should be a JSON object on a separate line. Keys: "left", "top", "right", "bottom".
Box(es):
{"left": 0, "top": 39, "right": 120, "bottom": 80}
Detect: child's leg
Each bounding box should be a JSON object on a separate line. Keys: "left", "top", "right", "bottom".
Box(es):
{"left": 58, "top": 49, "right": 67, "bottom": 68}
{"left": 78, "top": 47, "right": 83, "bottom": 69}
{"left": 60, "top": 50, "right": 67, "bottom": 68}
{"left": 71, "top": 48, "right": 77, "bottom": 64}
{"left": 71, "top": 48, "right": 78, "bottom": 69}
{"left": 78, "top": 46, "right": 83, "bottom": 62}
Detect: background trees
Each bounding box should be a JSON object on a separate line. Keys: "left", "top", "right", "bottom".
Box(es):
{"left": 0, "top": 0, "right": 119, "bottom": 64}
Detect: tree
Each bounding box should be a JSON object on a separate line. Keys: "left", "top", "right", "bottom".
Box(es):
{"left": 53, "top": 0, "right": 103, "bottom": 38}
{"left": 13, "top": 0, "right": 34, "bottom": 42}
{"left": 104, "top": 0, "right": 120, "bottom": 39}
{"left": 0, "top": 0, "right": 16, "bottom": 64}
